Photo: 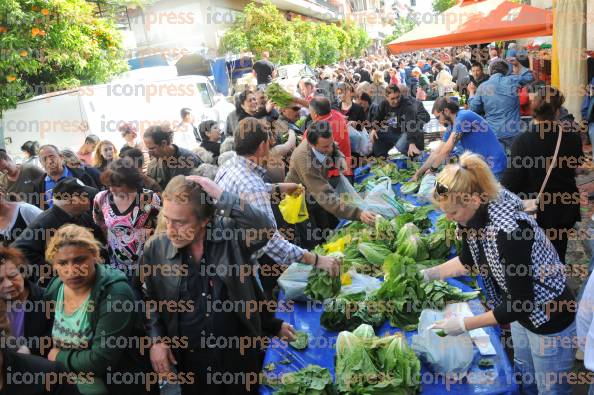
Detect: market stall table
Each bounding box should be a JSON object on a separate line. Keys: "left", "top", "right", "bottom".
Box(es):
{"left": 260, "top": 161, "right": 519, "bottom": 395}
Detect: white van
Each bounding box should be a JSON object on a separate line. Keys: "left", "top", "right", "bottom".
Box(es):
{"left": 0, "top": 75, "right": 234, "bottom": 161}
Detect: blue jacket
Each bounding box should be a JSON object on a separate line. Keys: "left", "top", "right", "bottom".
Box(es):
{"left": 581, "top": 77, "right": 594, "bottom": 122}
{"left": 468, "top": 67, "right": 533, "bottom": 139}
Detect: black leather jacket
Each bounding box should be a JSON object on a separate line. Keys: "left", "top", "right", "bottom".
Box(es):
{"left": 138, "top": 191, "right": 281, "bottom": 347}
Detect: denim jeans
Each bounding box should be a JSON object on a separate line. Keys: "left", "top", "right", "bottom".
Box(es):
{"left": 510, "top": 320, "right": 576, "bottom": 395}
{"left": 589, "top": 123, "right": 594, "bottom": 157}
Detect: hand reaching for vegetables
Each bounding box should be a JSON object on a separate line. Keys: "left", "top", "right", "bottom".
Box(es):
{"left": 431, "top": 316, "right": 467, "bottom": 336}
{"left": 359, "top": 210, "right": 377, "bottom": 225}
{"left": 278, "top": 322, "right": 297, "bottom": 342}
{"left": 317, "top": 255, "right": 341, "bottom": 277}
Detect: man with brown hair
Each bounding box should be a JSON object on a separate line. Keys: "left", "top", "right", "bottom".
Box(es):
{"left": 140, "top": 175, "right": 284, "bottom": 395}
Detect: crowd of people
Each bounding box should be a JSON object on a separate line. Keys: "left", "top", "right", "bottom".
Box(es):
{"left": 0, "top": 44, "right": 592, "bottom": 395}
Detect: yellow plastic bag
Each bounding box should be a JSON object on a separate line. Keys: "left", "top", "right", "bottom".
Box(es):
{"left": 279, "top": 192, "right": 309, "bottom": 224}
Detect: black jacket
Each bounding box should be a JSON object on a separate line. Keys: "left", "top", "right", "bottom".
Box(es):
{"left": 335, "top": 102, "right": 367, "bottom": 131}
{"left": 0, "top": 349, "right": 81, "bottom": 394}
{"left": 11, "top": 206, "right": 105, "bottom": 283}
{"left": 146, "top": 145, "right": 202, "bottom": 190}
{"left": 372, "top": 96, "right": 421, "bottom": 157}
{"left": 22, "top": 280, "right": 51, "bottom": 356}
{"left": 501, "top": 122, "right": 584, "bottom": 231}
{"left": 31, "top": 166, "right": 98, "bottom": 210}
{"left": 138, "top": 191, "right": 281, "bottom": 357}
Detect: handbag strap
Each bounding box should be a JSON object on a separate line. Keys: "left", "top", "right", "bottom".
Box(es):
{"left": 535, "top": 123, "right": 563, "bottom": 204}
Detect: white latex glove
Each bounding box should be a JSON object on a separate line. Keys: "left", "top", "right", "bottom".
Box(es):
{"left": 432, "top": 316, "right": 467, "bottom": 336}
{"left": 420, "top": 267, "right": 440, "bottom": 282}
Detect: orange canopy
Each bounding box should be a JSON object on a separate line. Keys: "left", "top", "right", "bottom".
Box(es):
{"left": 387, "top": 0, "right": 553, "bottom": 54}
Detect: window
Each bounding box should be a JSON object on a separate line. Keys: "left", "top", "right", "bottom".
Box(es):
{"left": 196, "top": 83, "right": 213, "bottom": 107}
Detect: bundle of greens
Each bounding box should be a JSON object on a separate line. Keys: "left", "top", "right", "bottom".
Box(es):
{"left": 305, "top": 268, "right": 341, "bottom": 301}
{"left": 271, "top": 365, "right": 337, "bottom": 395}
{"left": 436, "top": 214, "right": 461, "bottom": 253}
{"left": 393, "top": 223, "right": 429, "bottom": 262}
{"left": 289, "top": 331, "right": 309, "bottom": 350}
{"left": 320, "top": 291, "right": 385, "bottom": 332}
{"left": 379, "top": 253, "right": 479, "bottom": 330}
{"left": 266, "top": 82, "right": 294, "bottom": 108}
{"left": 400, "top": 180, "right": 420, "bottom": 195}
{"left": 335, "top": 324, "right": 421, "bottom": 394}
{"left": 355, "top": 160, "right": 418, "bottom": 192}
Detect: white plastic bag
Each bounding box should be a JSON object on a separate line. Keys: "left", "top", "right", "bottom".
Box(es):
{"left": 362, "top": 177, "right": 403, "bottom": 218}
{"left": 278, "top": 262, "right": 313, "bottom": 301}
{"left": 411, "top": 309, "right": 474, "bottom": 379}
{"left": 416, "top": 173, "right": 436, "bottom": 203}
{"left": 334, "top": 175, "right": 364, "bottom": 206}
{"left": 348, "top": 125, "right": 372, "bottom": 156}
{"left": 341, "top": 271, "right": 381, "bottom": 295}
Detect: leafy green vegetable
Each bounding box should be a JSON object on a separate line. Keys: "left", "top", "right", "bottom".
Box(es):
{"left": 396, "top": 233, "right": 429, "bottom": 261}
{"left": 266, "top": 82, "right": 294, "bottom": 108}
{"left": 271, "top": 365, "right": 337, "bottom": 395}
{"left": 289, "top": 331, "right": 309, "bottom": 350}
{"left": 352, "top": 324, "right": 375, "bottom": 339}
{"left": 305, "top": 268, "right": 341, "bottom": 301}
{"left": 435, "top": 330, "right": 447, "bottom": 338}
{"left": 378, "top": 254, "right": 479, "bottom": 330}
{"left": 478, "top": 358, "right": 494, "bottom": 368}
{"left": 320, "top": 292, "right": 385, "bottom": 332}
{"left": 358, "top": 242, "right": 391, "bottom": 265}
{"left": 400, "top": 180, "right": 420, "bottom": 194}
{"left": 335, "top": 325, "right": 421, "bottom": 394}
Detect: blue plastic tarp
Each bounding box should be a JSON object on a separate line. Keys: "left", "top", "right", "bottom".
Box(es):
{"left": 261, "top": 279, "right": 517, "bottom": 395}
{"left": 260, "top": 160, "right": 519, "bottom": 395}
{"left": 210, "top": 58, "right": 230, "bottom": 96}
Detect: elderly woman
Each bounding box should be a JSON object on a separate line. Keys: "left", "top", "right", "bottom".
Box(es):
{"left": 44, "top": 224, "right": 155, "bottom": 395}
{"left": 0, "top": 246, "right": 50, "bottom": 355}
{"left": 425, "top": 152, "right": 576, "bottom": 395}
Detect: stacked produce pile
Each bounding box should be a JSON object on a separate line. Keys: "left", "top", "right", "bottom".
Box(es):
{"left": 268, "top": 159, "right": 481, "bottom": 395}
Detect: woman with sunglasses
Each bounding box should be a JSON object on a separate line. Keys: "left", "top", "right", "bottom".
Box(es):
{"left": 425, "top": 152, "right": 576, "bottom": 395}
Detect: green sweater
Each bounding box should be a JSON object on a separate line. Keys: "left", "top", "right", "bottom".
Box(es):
{"left": 45, "top": 264, "right": 144, "bottom": 394}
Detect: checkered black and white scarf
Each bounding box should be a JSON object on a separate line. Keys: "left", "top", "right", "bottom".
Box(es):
{"left": 463, "top": 189, "right": 566, "bottom": 328}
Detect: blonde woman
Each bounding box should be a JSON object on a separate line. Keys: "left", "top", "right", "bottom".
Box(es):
{"left": 76, "top": 135, "right": 100, "bottom": 166}
{"left": 424, "top": 152, "right": 576, "bottom": 395}
{"left": 44, "top": 224, "right": 155, "bottom": 395}
{"left": 369, "top": 70, "right": 387, "bottom": 104}
{"left": 92, "top": 140, "right": 118, "bottom": 173}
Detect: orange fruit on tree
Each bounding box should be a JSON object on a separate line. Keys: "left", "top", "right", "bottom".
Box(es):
{"left": 32, "top": 5, "right": 39, "bottom": 11}
{"left": 0, "top": 26, "right": 7, "bottom": 33}
{"left": 38, "top": 29, "right": 46, "bottom": 36}
{"left": 19, "top": 50, "right": 27, "bottom": 57}
{"left": 31, "top": 27, "right": 40, "bottom": 37}
{"left": 41, "top": 9, "right": 49, "bottom": 15}
{"left": 7, "top": 76, "right": 16, "bottom": 82}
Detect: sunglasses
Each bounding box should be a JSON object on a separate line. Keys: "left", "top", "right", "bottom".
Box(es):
{"left": 434, "top": 181, "right": 449, "bottom": 197}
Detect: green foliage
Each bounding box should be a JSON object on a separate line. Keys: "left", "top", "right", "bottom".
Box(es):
{"left": 0, "top": 0, "right": 128, "bottom": 115}
{"left": 305, "top": 268, "right": 341, "bottom": 301}
{"left": 270, "top": 365, "right": 337, "bottom": 395}
{"left": 219, "top": 1, "right": 370, "bottom": 67}
{"left": 384, "top": 16, "right": 417, "bottom": 44}
{"left": 432, "top": 0, "right": 457, "bottom": 13}
{"left": 335, "top": 326, "right": 421, "bottom": 393}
